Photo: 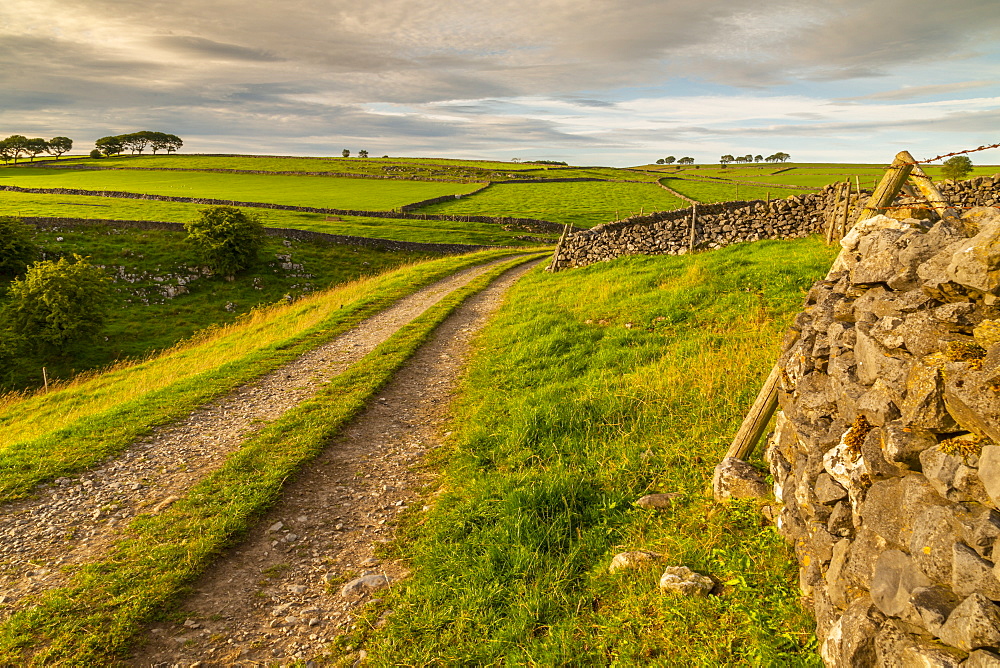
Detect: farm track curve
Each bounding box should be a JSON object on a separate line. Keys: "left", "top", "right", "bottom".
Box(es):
{"left": 132, "top": 258, "right": 541, "bottom": 666}
{"left": 0, "top": 256, "right": 534, "bottom": 629}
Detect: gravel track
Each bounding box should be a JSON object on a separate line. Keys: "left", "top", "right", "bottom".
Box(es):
{"left": 131, "top": 259, "right": 540, "bottom": 666}
{"left": 0, "top": 256, "right": 530, "bottom": 621}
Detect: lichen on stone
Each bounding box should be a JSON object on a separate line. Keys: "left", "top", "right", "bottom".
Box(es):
{"left": 844, "top": 414, "right": 874, "bottom": 458}
{"left": 939, "top": 433, "right": 991, "bottom": 460}
{"left": 944, "top": 340, "right": 987, "bottom": 370}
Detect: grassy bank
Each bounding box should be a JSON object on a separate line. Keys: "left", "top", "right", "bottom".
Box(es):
{"left": 0, "top": 249, "right": 530, "bottom": 503}
{"left": 362, "top": 236, "right": 838, "bottom": 665}
{"left": 0, "top": 223, "right": 443, "bottom": 390}
{"left": 0, "top": 253, "right": 547, "bottom": 665}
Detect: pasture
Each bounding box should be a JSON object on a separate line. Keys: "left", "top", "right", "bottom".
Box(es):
{"left": 418, "top": 181, "right": 689, "bottom": 228}
{"left": 0, "top": 190, "right": 555, "bottom": 246}
{"left": 0, "top": 167, "right": 485, "bottom": 211}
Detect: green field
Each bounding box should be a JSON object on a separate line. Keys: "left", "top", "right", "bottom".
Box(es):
{"left": 640, "top": 162, "right": 1000, "bottom": 190}
{"left": 0, "top": 167, "right": 484, "bottom": 211}
{"left": 0, "top": 224, "right": 440, "bottom": 391}
{"left": 660, "top": 177, "right": 780, "bottom": 204}
{"left": 359, "top": 236, "right": 838, "bottom": 665}
{"left": 419, "top": 181, "right": 689, "bottom": 228}
{"left": 0, "top": 191, "right": 555, "bottom": 246}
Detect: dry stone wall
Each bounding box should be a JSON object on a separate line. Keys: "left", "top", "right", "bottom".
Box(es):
{"left": 549, "top": 177, "right": 1000, "bottom": 271}
{"left": 765, "top": 200, "right": 1000, "bottom": 665}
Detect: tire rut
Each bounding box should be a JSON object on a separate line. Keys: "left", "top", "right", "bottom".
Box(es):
{"left": 0, "top": 256, "right": 529, "bottom": 620}
{"left": 131, "top": 259, "right": 541, "bottom": 666}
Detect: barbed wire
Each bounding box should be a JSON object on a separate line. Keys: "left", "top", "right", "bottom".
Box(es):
{"left": 904, "top": 142, "right": 1000, "bottom": 166}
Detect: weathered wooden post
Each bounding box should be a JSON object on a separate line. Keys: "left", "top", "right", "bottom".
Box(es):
{"left": 826, "top": 182, "right": 843, "bottom": 245}
{"left": 688, "top": 204, "right": 697, "bottom": 252}
{"left": 839, "top": 179, "right": 853, "bottom": 238}
{"left": 857, "top": 151, "right": 915, "bottom": 224}
{"left": 908, "top": 163, "right": 957, "bottom": 220}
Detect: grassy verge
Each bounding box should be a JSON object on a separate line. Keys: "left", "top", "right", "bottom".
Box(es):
{"left": 358, "top": 237, "right": 838, "bottom": 665}
{"left": 0, "top": 249, "right": 532, "bottom": 503}
{"left": 419, "top": 181, "right": 689, "bottom": 227}
{"left": 0, "top": 253, "right": 546, "bottom": 665}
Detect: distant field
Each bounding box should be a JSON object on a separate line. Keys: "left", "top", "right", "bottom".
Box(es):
{"left": 0, "top": 167, "right": 484, "bottom": 211}
{"left": 661, "top": 177, "right": 779, "bottom": 204}
{"left": 419, "top": 181, "right": 689, "bottom": 228}
{"left": 639, "top": 162, "right": 1000, "bottom": 190}
{"left": 0, "top": 191, "right": 553, "bottom": 246}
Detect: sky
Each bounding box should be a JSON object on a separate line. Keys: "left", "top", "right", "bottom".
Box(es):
{"left": 2, "top": 0, "right": 1000, "bottom": 166}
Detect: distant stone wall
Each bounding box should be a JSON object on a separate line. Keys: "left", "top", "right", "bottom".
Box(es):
{"left": 0, "top": 185, "right": 570, "bottom": 234}
{"left": 549, "top": 176, "right": 1000, "bottom": 271}
{"left": 765, "top": 203, "right": 1000, "bottom": 665}
{"left": 21, "top": 217, "right": 502, "bottom": 255}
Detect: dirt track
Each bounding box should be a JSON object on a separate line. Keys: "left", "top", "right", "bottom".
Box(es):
{"left": 0, "top": 257, "right": 532, "bottom": 632}
{"left": 131, "top": 259, "right": 539, "bottom": 666}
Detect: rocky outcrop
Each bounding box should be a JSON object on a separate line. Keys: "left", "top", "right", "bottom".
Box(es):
{"left": 766, "top": 204, "right": 1000, "bottom": 665}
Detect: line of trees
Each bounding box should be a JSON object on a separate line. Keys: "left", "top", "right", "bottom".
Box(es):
{"left": 94, "top": 131, "right": 182, "bottom": 157}
{"left": 655, "top": 156, "right": 695, "bottom": 165}
{"left": 0, "top": 135, "right": 74, "bottom": 164}
{"left": 719, "top": 152, "right": 790, "bottom": 165}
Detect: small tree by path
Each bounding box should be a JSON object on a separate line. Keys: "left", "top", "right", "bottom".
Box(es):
{"left": 184, "top": 206, "right": 265, "bottom": 277}
{"left": 3, "top": 254, "right": 110, "bottom": 356}
{"left": 0, "top": 216, "right": 38, "bottom": 276}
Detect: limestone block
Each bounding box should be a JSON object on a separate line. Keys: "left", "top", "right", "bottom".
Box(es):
{"left": 871, "top": 549, "right": 932, "bottom": 618}
{"left": 902, "top": 362, "right": 961, "bottom": 432}
{"left": 910, "top": 585, "right": 963, "bottom": 636}
{"left": 937, "top": 593, "right": 1000, "bottom": 652}
{"left": 881, "top": 422, "right": 939, "bottom": 470}
{"left": 910, "top": 505, "right": 961, "bottom": 585}
{"left": 712, "top": 457, "right": 770, "bottom": 501}
{"left": 965, "top": 649, "right": 1000, "bottom": 667}
{"left": 953, "top": 542, "right": 1000, "bottom": 599}
{"left": 922, "top": 447, "right": 991, "bottom": 504}
{"left": 821, "top": 597, "right": 886, "bottom": 667}
{"left": 863, "top": 475, "right": 947, "bottom": 550}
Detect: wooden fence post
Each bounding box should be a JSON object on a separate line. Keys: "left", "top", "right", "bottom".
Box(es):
{"left": 688, "top": 204, "right": 697, "bottom": 252}
{"left": 908, "top": 164, "right": 957, "bottom": 220}
{"left": 839, "top": 179, "right": 853, "bottom": 238}
{"left": 857, "top": 151, "right": 915, "bottom": 224}
{"left": 546, "top": 222, "right": 573, "bottom": 272}
{"left": 826, "top": 182, "right": 843, "bottom": 245}
{"left": 723, "top": 363, "right": 781, "bottom": 461}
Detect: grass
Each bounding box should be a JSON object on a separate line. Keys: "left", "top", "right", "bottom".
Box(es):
{"left": 0, "top": 252, "right": 547, "bottom": 665}
{"left": 419, "top": 181, "right": 689, "bottom": 228}
{"left": 0, "top": 224, "right": 443, "bottom": 391}
{"left": 358, "top": 236, "right": 839, "bottom": 665}
{"left": 660, "top": 177, "right": 782, "bottom": 204}
{"left": 0, "top": 167, "right": 485, "bottom": 211}
{"left": 0, "top": 248, "right": 530, "bottom": 503}
{"left": 0, "top": 190, "right": 556, "bottom": 246}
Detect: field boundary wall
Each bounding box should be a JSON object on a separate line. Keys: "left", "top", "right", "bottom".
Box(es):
{"left": 20, "top": 216, "right": 505, "bottom": 255}
{"left": 549, "top": 176, "right": 1000, "bottom": 271}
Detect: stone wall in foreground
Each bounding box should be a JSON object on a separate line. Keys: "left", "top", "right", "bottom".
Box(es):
{"left": 766, "top": 206, "right": 1000, "bottom": 666}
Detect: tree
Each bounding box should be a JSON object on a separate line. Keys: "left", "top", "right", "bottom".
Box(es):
{"left": 147, "top": 132, "right": 171, "bottom": 154}
{"left": 0, "top": 139, "right": 13, "bottom": 164}
{"left": 720, "top": 154, "right": 734, "bottom": 166}
{"left": 942, "top": 155, "right": 973, "bottom": 181}
{"left": 96, "top": 135, "right": 125, "bottom": 156}
{"left": 184, "top": 206, "right": 265, "bottom": 276}
{"left": 358, "top": 149, "right": 369, "bottom": 158}
{"left": 342, "top": 149, "right": 351, "bottom": 158}
{"left": 3, "top": 254, "right": 110, "bottom": 355}
{"left": 678, "top": 157, "right": 694, "bottom": 165}
{"left": 0, "top": 216, "right": 38, "bottom": 276}
{"left": 24, "top": 138, "right": 48, "bottom": 161}
{"left": 3, "top": 135, "right": 29, "bottom": 163}
{"left": 755, "top": 155, "right": 763, "bottom": 163}
{"left": 121, "top": 132, "right": 150, "bottom": 154}
{"left": 664, "top": 156, "right": 676, "bottom": 165}
{"left": 164, "top": 134, "right": 183, "bottom": 153}
{"left": 46, "top": 136, "right": 73, "bottom": 159}
{"left": 655, "top": 158, "right": 665, "bottom": 165}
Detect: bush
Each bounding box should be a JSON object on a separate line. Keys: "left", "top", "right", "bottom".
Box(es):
{"left": 942, "top": 155, "right": 973, "bottom": 181}
{"left": 0, "top": 216, "right": 38, "bottom": 276}
{"left": 183, "top": 206, "right": 265, "bottom": 276}
{"left": 89, "top": 148, "right": 103, "bottom": 159}
{"left": 3, "top": 254, "right": 110, "bottom": 355}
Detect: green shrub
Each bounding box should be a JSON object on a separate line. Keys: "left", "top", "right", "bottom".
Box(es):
{"left": 942, "top": 155, "right": 973, "bottom": 181}
{"left": 0, "top": 216, "right": 38, "bottom": 276}
{"left": 183, "top": 205, "right": 265, "bottom": 276}
{"left": 3, "top": 254, "right": 110, "bottom": 355}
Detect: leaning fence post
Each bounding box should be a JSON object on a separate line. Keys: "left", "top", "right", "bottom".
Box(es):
{"left": 908, "top": 163, "right": 957, "bottom": 220}
{"left": 723, "top": 364, "right": 781, "bottom": 462}
{"left": 857, "top": 151, "right": 914, "bottom": 224}
{"left": 688, "top": 204, "right": 697, "bottom": 252}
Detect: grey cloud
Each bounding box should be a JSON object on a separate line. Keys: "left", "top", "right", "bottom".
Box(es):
{"left": 150, "top": 36, "right": 283, "bottom": 62}
{"left": 841, "top": 81, "right": 1000, "bottom": 102}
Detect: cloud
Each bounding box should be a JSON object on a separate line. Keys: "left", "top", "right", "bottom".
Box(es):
{"left": 150, "top": 36, "right": 282, "bottom": 62}
{"left": 841, "top": 81, "right": 1000, "bottom": 102}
